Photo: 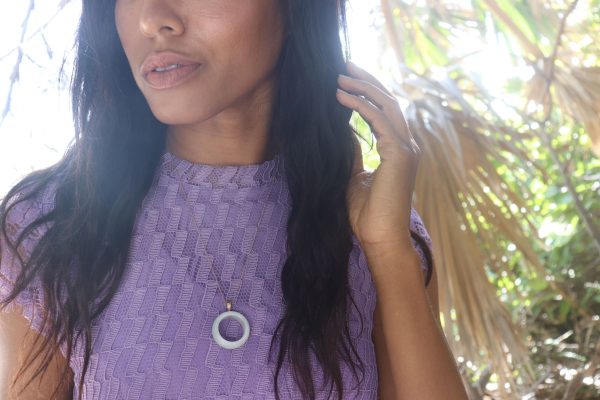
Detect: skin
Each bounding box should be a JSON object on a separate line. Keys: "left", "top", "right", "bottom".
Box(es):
{"left": 115, "top": 1, "right": 467, "bottom": 399}
{"left": 338, "top": 63, "right": 468, "bottom": 399}
{"left": 115, "top": 0, "right": 286, "bottom": 166}
{"left": 0, "top": 306, "right": 73, "bottom": 399}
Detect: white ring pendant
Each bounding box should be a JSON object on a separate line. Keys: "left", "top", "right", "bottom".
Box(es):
{"left": 212, "top": 301, "right": 250, "bottom": 349}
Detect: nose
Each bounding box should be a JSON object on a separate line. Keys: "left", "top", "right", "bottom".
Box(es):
{"left": 138, "top": 0, "right": 184, "bottom": 38}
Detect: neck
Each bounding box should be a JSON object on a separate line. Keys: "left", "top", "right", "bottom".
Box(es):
{"left": 165, "top": 79, "right": 280, "bottom": 166}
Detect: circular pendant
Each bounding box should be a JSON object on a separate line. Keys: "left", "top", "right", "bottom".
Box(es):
{"left": 212, "top": 310, "right": 250, "bottom": 349}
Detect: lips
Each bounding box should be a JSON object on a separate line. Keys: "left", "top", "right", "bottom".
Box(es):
{"left": 140, "top": 51, "right": 203, "bottom": 89}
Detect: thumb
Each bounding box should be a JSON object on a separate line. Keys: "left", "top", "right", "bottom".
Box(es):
{"left": 351, "top": 134, "right": 364, "bottom": 176}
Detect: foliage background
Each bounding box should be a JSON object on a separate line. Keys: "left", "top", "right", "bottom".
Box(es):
{"left": 0, "top": 0, "right": 599, "bottom": 399}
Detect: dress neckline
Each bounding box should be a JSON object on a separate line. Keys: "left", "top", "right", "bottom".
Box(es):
{"left": 157, "top": 149, "right": 285, "bottom": 189}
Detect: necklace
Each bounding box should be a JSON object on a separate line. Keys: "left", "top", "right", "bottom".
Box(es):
{"left": 207, "top": 256, "right": 251, "bottom": 350}
{"left": 177, "top": 180, "right": 251, "bottom": 350}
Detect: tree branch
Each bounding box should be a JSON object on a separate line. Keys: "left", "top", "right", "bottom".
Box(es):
{"left": 535, "top": 0, "right": 600, "bottom": 257}
{"left": 1, "top": 0, "right": 36, "bottom": 126}
{"left": 0, "top": 0, "right": 71, "bottom": 63}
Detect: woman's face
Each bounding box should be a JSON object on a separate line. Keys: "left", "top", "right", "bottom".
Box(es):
{"left": 114, "top": 0, "right": 286, "bottom": 125}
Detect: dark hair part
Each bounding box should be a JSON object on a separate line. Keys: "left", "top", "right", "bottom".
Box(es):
{"left": 0, "top": 0, "right": 434, "bottom": 399}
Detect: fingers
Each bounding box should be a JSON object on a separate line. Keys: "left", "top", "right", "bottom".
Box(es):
{"left": 336, "top": 87, "right": 394, "bottom": 143}
{"left": 337, "top": 61, "right": 414, "bottom": 150}
{"left": 346, "top": 60, "right": 392, "bottom": 97}
{"left": 337, "top": 74, "right": 391, "bottom": 113}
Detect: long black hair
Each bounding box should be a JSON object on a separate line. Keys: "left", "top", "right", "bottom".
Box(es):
{"left": 0, "top": 0, "right": 433, "bottom": 399}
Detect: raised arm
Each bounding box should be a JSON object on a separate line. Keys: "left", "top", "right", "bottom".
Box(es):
{"left": 338, "top": 59, "right": 466, "bottom": 400}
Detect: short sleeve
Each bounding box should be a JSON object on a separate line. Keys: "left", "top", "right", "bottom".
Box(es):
{"left": 0, "top": 189, "right": 55, "bottom": 343}
{"left": 409, "top": 207, "right": 434, "bottom": 287}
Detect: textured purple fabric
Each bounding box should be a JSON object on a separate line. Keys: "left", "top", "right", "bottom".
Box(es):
{"left": 0, "top": 149, "right": 433, "bottom": 399}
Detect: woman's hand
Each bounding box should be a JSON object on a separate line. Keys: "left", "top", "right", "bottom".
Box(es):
{"left": 337, "top": 60, "right": 421, "bottom": 258}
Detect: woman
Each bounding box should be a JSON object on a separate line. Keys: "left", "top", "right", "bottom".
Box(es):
{"left": 0, "top": 0, "right": 468, "bottom": 399}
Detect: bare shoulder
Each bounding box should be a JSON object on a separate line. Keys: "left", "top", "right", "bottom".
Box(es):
{"left": 0, "top": 307, "right": 73, "bottom": 400}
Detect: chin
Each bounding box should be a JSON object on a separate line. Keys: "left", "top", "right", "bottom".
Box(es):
{"left": 147, "top": 101, "right": 209, "bottom": 126}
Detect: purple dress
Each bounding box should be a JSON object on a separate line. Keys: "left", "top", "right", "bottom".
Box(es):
{"left": 1, "top": 149, "right": 433, "bottom": 399}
